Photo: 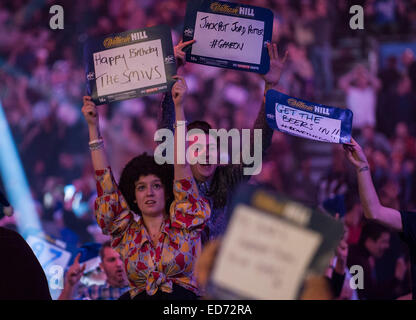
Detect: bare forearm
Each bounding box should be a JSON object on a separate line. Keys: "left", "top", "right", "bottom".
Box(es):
{"left": 88, "top": 125, "right": 109, "bottom": 170}
{"left": 356, "top": 166, "right": 381, "bottom": 218}
{"left": 174, "top": 104, "right": 192, "bottom": 181}
{"left": 357, "top": 167, "right": 403, "bottom": 230}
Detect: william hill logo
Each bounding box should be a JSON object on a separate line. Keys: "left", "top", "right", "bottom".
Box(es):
{"left": 239, "top": 6, "right": 255, "bottom": 17}
{"left": 210, "top": 3, "right": 254, "bottom": 17}
{"left": 287, "top": 98, "right": 314, "bottom": 112}
{"left": 103, "top": 31, "right": 148, "bottom": 48}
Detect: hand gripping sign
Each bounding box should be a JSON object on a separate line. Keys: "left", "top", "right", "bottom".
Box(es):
{"left": 206, "top": 184, "right": 344, "bottom": 300}
{"left": 182, "top": 0, "right": 273, "bottom": 74}
{"left": 84, "top": 25, "right": 176, "bottom": 105}
{"left": 265, "top": 90, "right": 353, "bottom": 144}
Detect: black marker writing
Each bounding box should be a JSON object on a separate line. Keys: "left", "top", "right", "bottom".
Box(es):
{"left": 121, "top": 65, "right": 162, "bottom": 84}
{"left": 200, "top": 16, "right": 229, "bottom": 32}
{"left": 129, "top": 46, "right": 159, "bottom": 58}
{"left": 210, "top": 39, "right": 245, "bottom": 50}
{"left": 95, "top": 53, "right": 128, "bottom": 69}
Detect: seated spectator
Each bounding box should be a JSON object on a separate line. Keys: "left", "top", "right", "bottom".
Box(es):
{"left": 347, "top": 221, "right": 398, "bottom": 300}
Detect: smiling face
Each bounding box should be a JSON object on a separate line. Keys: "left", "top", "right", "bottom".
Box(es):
{"left": 188, "top": 132, "right": 218, "bottom": 182}
{"left": 134, "top": 174, "right": 166, "bottom": 217}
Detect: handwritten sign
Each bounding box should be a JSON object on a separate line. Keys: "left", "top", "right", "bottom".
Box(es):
{"left": 183, "top": 0, "right": 273, "bottom": 73}
{"left": 84, "top": 25, "right": 176, "bottom": 105}
{"left": 207, "top": 185, "right": 344, "bottom": 300}
{"left": 266, "top": 90, "right": 353, "bottom": 144}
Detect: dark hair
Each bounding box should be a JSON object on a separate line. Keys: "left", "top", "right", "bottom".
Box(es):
{"left": 187, "top": 120, "right": 212, "bottom": 134}
{"left": 118, "top": 153, "right": 174, "bottom": 215}
{"left": 359, "top": 221, "right": 390, "bottom": 245}
{"left": 99, "top": 240, "right": 112, "bottom": 261}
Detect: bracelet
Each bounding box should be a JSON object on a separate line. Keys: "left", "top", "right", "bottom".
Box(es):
{"left": 89, "top": 138, "right": 103, "bottom": 145}
{"left": 89, "top": 138, "right": 104, "bottom": 151}
{"left": 173, "top": 121, "right": 188, "bottom": 129}
{"left": 358, "top": 165, "right": 369, "bottom": 173}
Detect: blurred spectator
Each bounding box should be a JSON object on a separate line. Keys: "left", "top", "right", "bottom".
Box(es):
{"left": 339, "top": 64, "right": 381, "bottom": 133}
{"left": 59, "top": 242, "right": 129, "bottom": 300}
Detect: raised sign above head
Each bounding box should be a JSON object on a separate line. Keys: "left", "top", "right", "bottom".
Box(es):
{"left": 265, "top": 90, "right": 353, "bottom": 144}
{"left": 84, "top": 25, "right": 176, "bottom": 105}
{"left": 183, "top": 0, "right": 273, "bottom": 74}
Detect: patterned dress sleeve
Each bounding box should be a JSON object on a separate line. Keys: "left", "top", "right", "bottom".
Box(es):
{"left": 170, "top": 177, "right": 211, "bottom": 232}
{"left": 94, "top": 167, "right": 134, "bottom": 246}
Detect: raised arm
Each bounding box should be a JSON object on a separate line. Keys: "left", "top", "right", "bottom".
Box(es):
{"left": 254, "top": 43, "right": 288, "bottom": 157}
{"left": 338, "top": 69, "right": 355, "bottom": 92}
{"left": 157, "top": 40, "right": 196, "bottom": 133}
{"left": 170, "top": 75, "right": 210, "bottom": 230}
{"left": 172, "top": 75, "right": 194, "bottom": 183}
{"left": 81, "top": 97, "right": 133, "bottom": 242}
{"left": 81, "top": 96, "right": 109, "bottom": 170}
{"left": 344, "top": 138, "right": 403, "bottom": 231}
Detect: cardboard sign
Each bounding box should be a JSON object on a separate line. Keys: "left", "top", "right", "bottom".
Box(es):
{"left": 207, "top": 184, "right": 344, "bottom": 300}
{"left": 265, "top": 90, "right": 353, "bottom": 144}
{"left": 84, "top": 25, "right": 176, "bottom": 105}
{"left": 183, "top": 0, "right": 273, "bottom": 73}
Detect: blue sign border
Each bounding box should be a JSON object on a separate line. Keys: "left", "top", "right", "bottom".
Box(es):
{"left": 265, "top": 89, "right": 353, "bottom": 144}
{"left": 84, "top": 25, "right": 176, "bottom": 105}
{"left": 183, "top": 0, "right": 273, "bottom": 74}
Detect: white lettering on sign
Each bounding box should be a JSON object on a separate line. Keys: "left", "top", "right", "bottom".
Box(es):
{"left": 275, "top": 103, "right": 341, "bottom": 143}
{"left": 93, "top": 39, "right": 166, "bottom": 97}
{"left": 130, "top": 31, "right": 148, "bottom": 41}
{"left": 210, "top": 204, "right": 322, "bottom": 299}
{"left": 191, "top": 11, "right": 264, "bottom": 65}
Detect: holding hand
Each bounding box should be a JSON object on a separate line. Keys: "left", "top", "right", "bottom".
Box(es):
{"left": 174, "top": 39, "right": 196, "bottom": 68}
{"left": 172, "top": 75, "right": 188, "bottom": 107}
{"left": 262, "top": 42, "right": 288, "bottom": 87}
{"left": 343, "top": 138, "right": 369, "bottom": 171}
{"left": 81, "top": 96, "right": 99, "bottom": 128}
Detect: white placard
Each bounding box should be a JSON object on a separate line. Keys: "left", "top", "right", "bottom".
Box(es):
{"left": 191, "top": 11, "right": 265, "bottom": 64}
{"left": 275, "top": 103, "right": 342, "bottom": 143}
{"left": 93, "top": 39, "right": 166, "bottom": 96}
{"left": 210, "top": 204, "right": 322, "bottom": 300}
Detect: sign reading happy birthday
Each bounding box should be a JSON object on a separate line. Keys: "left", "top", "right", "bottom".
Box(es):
{"left": 265, "top": 90, "right": 353, "bottom": 144}
{"left": 84, "top": 25, "right": 176, "bottom": 105}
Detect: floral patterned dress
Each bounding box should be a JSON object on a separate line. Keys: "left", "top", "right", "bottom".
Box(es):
{"left": 94, "top": 167, "right": 211, "bottom": 298}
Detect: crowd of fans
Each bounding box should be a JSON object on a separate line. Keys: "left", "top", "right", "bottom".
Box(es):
{"left": 1, "top": 0, "right": 416, "bottom": 299}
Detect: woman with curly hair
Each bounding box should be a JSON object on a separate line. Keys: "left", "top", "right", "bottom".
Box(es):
{"left": 81, "top": 75, "right": 210, "bottom": 300}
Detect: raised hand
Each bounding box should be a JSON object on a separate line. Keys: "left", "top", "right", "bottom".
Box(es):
{"left": 65, "top": 253, "right": 86, "bottom": 288}
{"left": 261, "top": 42, "right": 288, "bottom": 87}
{"left": 81, "top": 96, "right": 99, "bottom": 128}
{"left": 172, "top": 75, "right": 188, "bottom": 107}
{"left": 174, "top": 39, "right": 196, "bottom": 68}
{"left": 343, "top": 138, "right": 369, "bottom": 170}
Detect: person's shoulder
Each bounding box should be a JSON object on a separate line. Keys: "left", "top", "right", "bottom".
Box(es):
{"left": 0, "top": 226, "right": 22, "bottom": 239}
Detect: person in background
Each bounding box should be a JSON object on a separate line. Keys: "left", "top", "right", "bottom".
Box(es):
{"left": 339, "top": 65, "right": 381, "bottom": 134}
{"left": 344, "top": 138, "right": 414, "bottom": 299}
{"left": 59, "top": 241, "right": 129, "bottom": 300}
